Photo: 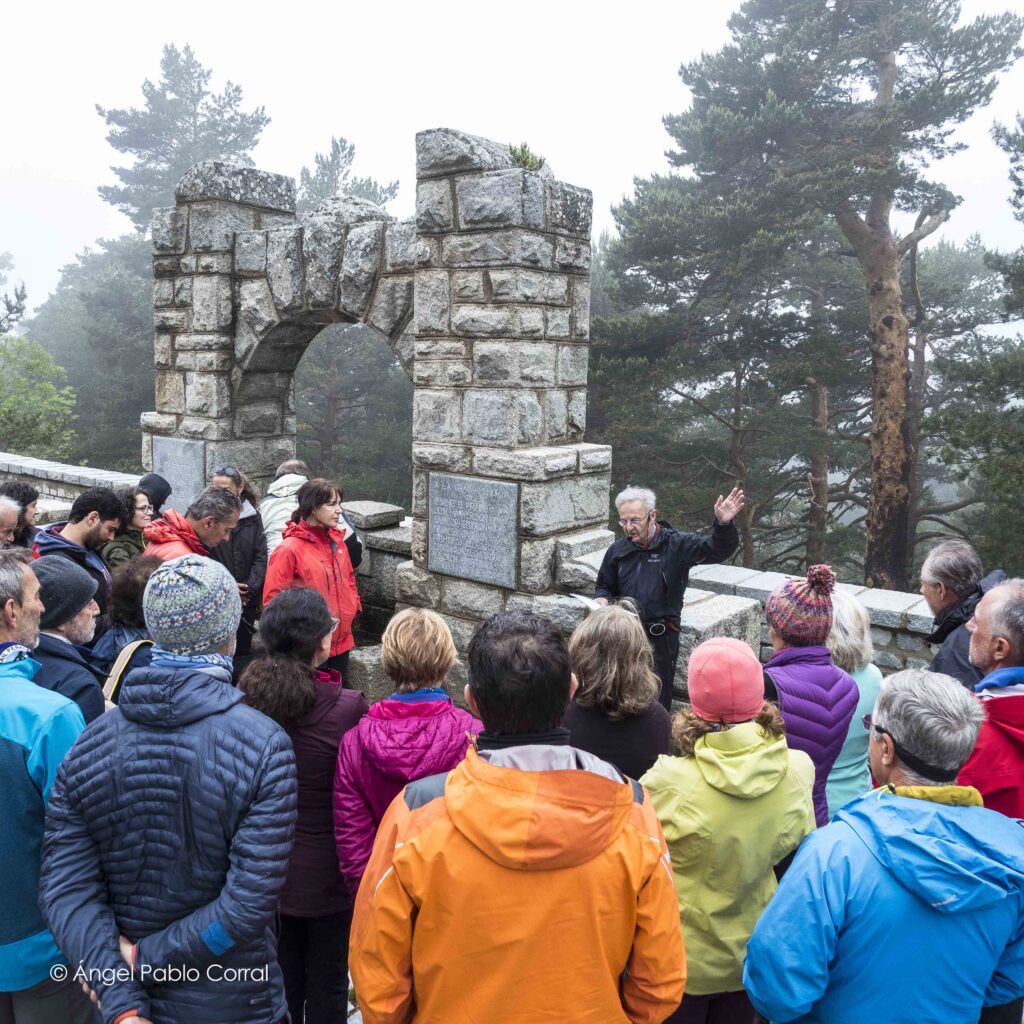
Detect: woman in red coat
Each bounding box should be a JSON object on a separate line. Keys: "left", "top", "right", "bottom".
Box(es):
{"left": 263, "top": 478, "right": 361, "bottom": 678}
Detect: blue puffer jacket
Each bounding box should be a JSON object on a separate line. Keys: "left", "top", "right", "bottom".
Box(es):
{"left": 744, "top": 788, "right": 1024, "bottom": 1023}
{"left": 39, "top": 662, "right": 298, "bottom": 1024}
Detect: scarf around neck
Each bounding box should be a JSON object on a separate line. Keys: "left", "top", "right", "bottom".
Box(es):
{"left": 150, "top": 645, "right": 234, "bottom": 681}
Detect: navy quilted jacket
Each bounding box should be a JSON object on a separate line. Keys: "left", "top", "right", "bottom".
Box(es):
{"left": 39, "top": 663, "right": 298, "bottom": 1024}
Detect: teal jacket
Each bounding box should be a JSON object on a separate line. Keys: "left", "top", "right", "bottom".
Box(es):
{"left": 0, "top": 653, "right": 84, "bottom": 989}
{"left": 745, "top": 787, "right": 1024, "bottom": 1022}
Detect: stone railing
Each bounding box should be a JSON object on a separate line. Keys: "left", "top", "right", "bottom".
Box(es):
{"left": 0, "top": 452, "right": 140, "bottom": 524}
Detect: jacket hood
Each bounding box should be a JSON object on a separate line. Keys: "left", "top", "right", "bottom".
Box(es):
{"left": 267, "top": 474, "right": 306, "bottom": 499}
{"left": 359, "top": 699, "right": 476, "bottom": 782}
{"left": 0, "top": 656, "right": 41, "bottom": 684}
{"left": 143, "top": 509, "right": 206, "bottom": 553}
{"left": 118, "top": 663, "right": 242, "bottom": 728}
{"left": 445, "top": 746, "right": 634, "bottom": 871}
{"left": 34, "top": 523, "right": 110, "bottom": 578}
{"left": 239, "top": 499, "right": 257, "bottom": 520}
{"left": 836, "top": 789, "right": 1024, "bottom": 914}
{"left": 138, "top": 473, "right": 172, "bottom": 509}
{"left": 282, "top": 519, "right": 344, "bottom": 545}
{"left": 693, "top": 721, "right": 791, "bottom": 798}
{"left": 929, "top": 569, "right": 1008, "bottom": 643}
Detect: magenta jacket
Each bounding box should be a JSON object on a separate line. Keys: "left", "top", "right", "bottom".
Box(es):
{"left": 333, "top": 691, "right": 480, "bottom": 890}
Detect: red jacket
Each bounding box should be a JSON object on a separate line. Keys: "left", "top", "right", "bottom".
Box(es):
{"left": 263, "top": 520, "right": 361, "bottom": 658}
{"left": 959, "top": 693, "right": 1024, "bottom": 819}
{"left": 143, "top": 510, "right": 208, "bottom": 561}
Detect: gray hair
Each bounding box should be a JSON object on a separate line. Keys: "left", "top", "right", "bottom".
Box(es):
{"left": 826, "top": 590, "right": 874, "bottom": 673}
{"left": 0, "top": 548, "right": 30, "bottom": 607}
{"left": 614, "top": 486, "right": 657, "bottom": 513}
{"left": 873, "top": 669, "right": 983, "bottom": 786}
{"left": 0, "top": 495, "right": 21, "bottom": 521}
{"left": 986, "top": 578, "right": 1024, "bottom": 663}
{"left": 186, "top": 486, "right": 241, "bottom": 522}
{"left": 921, "top": 540, "right": 983, "bottom": 598}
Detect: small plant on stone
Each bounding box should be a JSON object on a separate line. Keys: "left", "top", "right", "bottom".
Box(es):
{"left": 509, "top": 142, "right": 545, "bottom": 171}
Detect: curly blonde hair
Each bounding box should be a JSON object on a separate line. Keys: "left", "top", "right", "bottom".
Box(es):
{"left": 381, "top": 608, "right": 458, "bottom": 692}
{"left": 568, "top": 603, "right": 660, "bottom": 720}
{"left": 672, "top": 701, "right": 786, "bottom": 756}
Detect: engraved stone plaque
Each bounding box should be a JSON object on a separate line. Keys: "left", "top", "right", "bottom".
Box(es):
{"left": 151, "top": 436, "right": 206, "bottom": 513}
{"left": 428, "top": 472, "right": 517, "bottom": 589}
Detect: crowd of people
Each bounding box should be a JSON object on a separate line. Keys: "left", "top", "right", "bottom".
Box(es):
{"left": 0, "top": 473, "right": 1021, "bottom": 1024}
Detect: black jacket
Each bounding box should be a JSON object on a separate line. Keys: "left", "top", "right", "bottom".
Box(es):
{"left": 208, "top": 503, "right": 268, "bottom": 627}
{"left": 562, "top": 699, "right": 672, "bottom": 780}
{"left": 928, "top": 569, "right": 1008, "bottom": 688}
{"left": 595, "top": 520, "right": 739, "bottom": 623}
{"left": 33, "top": 632, "right": 106, "bottom": 724}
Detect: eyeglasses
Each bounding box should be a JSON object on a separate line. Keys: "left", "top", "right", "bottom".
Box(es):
{"left": 135, "top": 504, "right": 154, "bottom": 514}
{"left": 212, "top": 465, "right": 239, "bottom": 479}
{"left": 618, "top": 513, "right": 653, "bottom": 527}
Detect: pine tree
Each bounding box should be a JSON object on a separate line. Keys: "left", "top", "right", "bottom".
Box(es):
{"left": 611, "top": 0, "right": 1023, "bottom": 588}
{"left": 297, "top": 136, "right": 399, "bottom": 213}
{"left": 97, "top": 44, "right": 270, "bottom": 231}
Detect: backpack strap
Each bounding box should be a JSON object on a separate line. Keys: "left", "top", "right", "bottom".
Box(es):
{"left": 104, "top": 640, "right": 153, "bottom": 703}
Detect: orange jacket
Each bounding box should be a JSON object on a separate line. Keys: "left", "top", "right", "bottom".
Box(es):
{"left": 142, "top": 510, "right": 208, "bottom": 561}
{"left": 262, "top": 520, "right": 361, "bottom": 657}
{"left": 351, "top": 745, "right": 686, "bottom": 1024}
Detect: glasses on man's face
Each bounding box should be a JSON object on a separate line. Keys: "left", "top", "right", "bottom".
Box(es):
{"left": 618, "top": 513, "right": 652, "bottom": 528}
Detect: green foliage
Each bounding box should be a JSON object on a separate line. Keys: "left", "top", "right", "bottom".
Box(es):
{"left": 0, "top": 337, "right": 77, "bottom": 459}
{"left": 97, "top": 44, "right": 270, "bottom": 231}
{"left": 297, "top": 136, "right": 399, "bottom": 213}
{"left": 509, "top": 142, "right": 545, "bottom": 171}
{"left": 26, "top": 236, "right": 151, "bottom": 471}
{"left": 294, "top": 325, "right": 412, "bottom": 507}
{"left": 604, "top": 0, "right": 1023, "bottom": 583}
{"left": 993, "top": 114, "right": 1024, "bottom": 314}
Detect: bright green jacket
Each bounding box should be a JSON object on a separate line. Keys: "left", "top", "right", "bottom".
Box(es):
{"left": 641, "top": 722, "right": 815, "bottom": 995}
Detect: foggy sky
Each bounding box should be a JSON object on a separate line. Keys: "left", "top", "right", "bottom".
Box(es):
{"left": 4, "top": 0, "right": 1024, "bottom": 313}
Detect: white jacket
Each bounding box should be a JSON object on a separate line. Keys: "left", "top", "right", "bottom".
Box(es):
{"left": 259, "top": 473, "right": 306, "bottom": 554}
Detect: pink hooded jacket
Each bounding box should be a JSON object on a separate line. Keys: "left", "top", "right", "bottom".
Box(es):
{"left": 333, "top": 694, "right": 480, "bottom": 891}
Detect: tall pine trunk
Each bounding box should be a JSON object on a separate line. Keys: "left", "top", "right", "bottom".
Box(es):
{"left": 806, "top": 378, "right": 829, "bottom": 566}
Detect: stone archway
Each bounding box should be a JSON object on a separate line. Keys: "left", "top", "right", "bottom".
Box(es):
{"left": 143, "top": 165, "right": 414, "bottom": 498}
{"left": 142, "top": 127, "right": 612, "bottom": 640}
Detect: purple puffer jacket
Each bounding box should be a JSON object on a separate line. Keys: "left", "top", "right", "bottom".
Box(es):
{"left": 333, "top": 693, "right": 480, "bottom": 891}
{"left": 764, "top": 646, "right": 859, "bottom": 826}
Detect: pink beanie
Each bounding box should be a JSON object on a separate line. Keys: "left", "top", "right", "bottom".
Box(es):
{"left": 687, "top": 637, "right": 765, "bottom": 724}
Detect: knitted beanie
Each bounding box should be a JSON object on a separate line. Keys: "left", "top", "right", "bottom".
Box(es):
{"left": 33, "top": 556, "right": 98, "bottom": 629}
{"left": 765, "top": 564, "right": 836, "bottom": 646}
{"left": 143, "top": 554, "right": 240, "bottom": 654}
{"left": 687, "top": 637, "right": 764, "bottom": 724}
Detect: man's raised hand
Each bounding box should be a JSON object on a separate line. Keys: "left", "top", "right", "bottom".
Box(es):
{"left": 714, "top": 487, "right": 746, "bottom": 525}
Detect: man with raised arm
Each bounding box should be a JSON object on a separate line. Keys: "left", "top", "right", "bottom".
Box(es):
{"left": 595, "top": 484, "right": 744, "bottom": 708}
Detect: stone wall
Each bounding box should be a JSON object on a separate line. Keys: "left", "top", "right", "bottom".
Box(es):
{"left": 0, "top": 452, "right": 138, "bottom": 523}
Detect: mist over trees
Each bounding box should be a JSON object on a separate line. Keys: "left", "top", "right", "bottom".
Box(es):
{"left": 13, "top": 4, "right": 1024, "bottom": 585}
{"left": 591, "top": 0, "right": 1024, "bottom": 585}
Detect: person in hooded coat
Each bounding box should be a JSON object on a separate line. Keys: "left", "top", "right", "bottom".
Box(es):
{"left": 333, "top": 608, "right": 479, "bottom": 894}
{"left": 243, "top": 588, "right": 367, "bottom": 1024}
{"left": 642, "top": 637, "right": 815, "bottom": 1024}
{"left": 137, "top": 473, "right": 172, "bottom": 518}
{"left": 39, "top": 556, "right": 298, "bottom": 1024}
{"left": 743, "top": 669, "right": 1024, "bottom": 1024}
{"left": 350, "top": 610, "right": 686, "bottom": 1024}
{"left": 263, "top": 479, "right": 360, "bottom": 679}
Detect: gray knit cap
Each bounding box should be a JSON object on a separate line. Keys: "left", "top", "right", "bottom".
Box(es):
{"left": 33, "top": 556, "right": 99, "bottom": 630}
{"left": 143, "top": 555, "right": 241, "bottom": 654}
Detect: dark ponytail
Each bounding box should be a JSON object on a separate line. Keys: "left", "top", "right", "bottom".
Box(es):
{"left": 291, "top": 478, "right": 343, "bottom": 525}
{"left": 240, "top": 587, "right": 333, "bottom": 726}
